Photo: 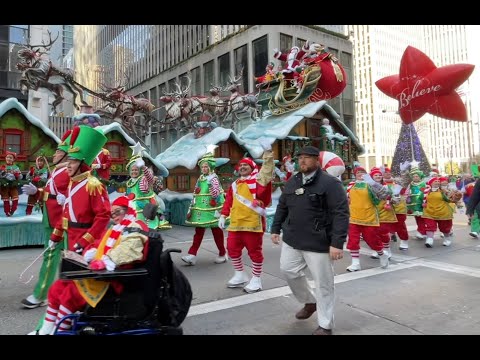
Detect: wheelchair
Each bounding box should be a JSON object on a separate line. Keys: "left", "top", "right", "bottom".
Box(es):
{"left": 55, "top": 207, "right": 192, "bottom": 335}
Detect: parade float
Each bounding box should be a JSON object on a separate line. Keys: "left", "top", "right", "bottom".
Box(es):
{"left": 154, "top": 41, "right": 364, "bottom": 226}
{"left": 4, "top": 34, "right": 364, "bottom": 234}
{"left": 0, "top": 98, "right": 60, "bottom": 248}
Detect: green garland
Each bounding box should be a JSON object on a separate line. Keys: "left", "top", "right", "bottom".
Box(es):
{"left": 0, "top": 179, "right": 41, "bottom": 187}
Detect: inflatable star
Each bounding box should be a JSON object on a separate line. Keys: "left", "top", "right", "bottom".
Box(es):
{"left": 375, "top": 46, "right": 474, "bottom": 124}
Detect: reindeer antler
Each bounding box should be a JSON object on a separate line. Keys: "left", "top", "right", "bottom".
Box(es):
{"left": 27, "top": 30, "right": 59, "bottom": 53}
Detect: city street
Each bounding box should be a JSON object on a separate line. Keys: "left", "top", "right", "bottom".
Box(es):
{"left": 1, "top": 212, "right": 480, "bottom": 335}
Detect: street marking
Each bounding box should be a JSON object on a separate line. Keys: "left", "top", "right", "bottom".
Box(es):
{"left": 413, "top": 259, "right": 480, "bottom": 278}
{"left": 187, "top": 262, "right": 418, "bottom": 317}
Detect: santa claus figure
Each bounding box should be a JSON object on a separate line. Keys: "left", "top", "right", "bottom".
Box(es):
{"left": 273, "top": 46, "right": 306, "bottom": 81}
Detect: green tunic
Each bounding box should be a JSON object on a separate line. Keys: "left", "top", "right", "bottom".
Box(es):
{"left": 407, "top": 180, "right": 426, "bottom": 216}
{"left": 126, "top": 176, "right": 171, "bottom": 230}
{"left": 185, "top": 175, "right": 225, "bottom": 227}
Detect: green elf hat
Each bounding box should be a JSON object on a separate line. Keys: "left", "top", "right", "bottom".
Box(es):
{"left": 198, "top": 152, "right": 217, "bottom": 171}
{"left": 67, "top": 125, "right": 107, "bottom": 166}
{"left": 57, "top": 129, "right": 72, "bottom": 153}
{"left": 409, "top": 167, "right": 424, "bottom": 178}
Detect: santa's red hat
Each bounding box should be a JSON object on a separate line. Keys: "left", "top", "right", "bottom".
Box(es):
{"left": 370, "top": 167, "right": 383, "bottom": 177}
{"left": 238, "top": 157, "right": 257, "bottom": 171}
{"left": 5, "top": 151, "right": 16, "bottom": 159}
{"left": 383, "top": 167, "right": 391, "bottom": 173}
{"left": 353, "top": 166, "right": 366, "bottom": 175}
{"left": 112, "top": 193, "right": 135, "bottom": 208}
{"left": 426, "top": 177, "right": 440, "bottom": 187}
{"left": 439, "top": 176, "right": 449, "bottom": 183}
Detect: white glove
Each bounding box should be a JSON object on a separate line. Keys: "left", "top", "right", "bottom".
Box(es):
{"left": 101, "top": 255, "right": 116, "bottom": 271}
{"left": 135, "top": 158, "right": 145, "bottom": 168}
{"left": 218, "top": 215, "right": 226, "bottom": 229}
{"left": 362, "top": 173, "right": 376, "bottom": 186}
{"left": 56, "top": 193, "right": 66, "bottom": 206}
{"left": 83, "top": 248, "right": 97, "bottom": 263}
{"left": 304, "top": 39, "right": 310, "bottom": 50}
{"left": 399, "top": 161, "right": 410, "bottom": 172}
{"left": 257, "top": 137, "right": 272, "bottom": 151}
{"left": 48, "top": 240, "right": 56, "bottom": 249}
{"left": 92, "top": 163, "right": 101, "bottom": 169}
{"left": 22, "top": 182, "right": 38, "bottom": 195}
{"left": 273, "top": 48, "right": 279, "bottom": 54}
{"left": 5, "top": 173, "right": 15, "bottom": 181}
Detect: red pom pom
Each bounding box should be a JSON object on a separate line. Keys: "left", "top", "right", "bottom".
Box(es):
{"left": 33, "top": 176, "right": 40, "bottom": 183}
{"left": 210, "top": 199, "right": 217, "bottom": 207}
{"left": 194, "top": 187, "right": 200, "bottom": 194}
{"left": 89, "top": 260, "right": 106, "bottom": 271}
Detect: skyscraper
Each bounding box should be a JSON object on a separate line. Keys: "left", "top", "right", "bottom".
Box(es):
{"left": 348, "top": 25, "right": 479, "bottom": 172}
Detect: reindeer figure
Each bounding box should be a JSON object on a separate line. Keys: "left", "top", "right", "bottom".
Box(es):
{"left": 224, "top": 69, "right": 262, "bottom": 128}
{"left": 95, "top": 82, "right": 156, "bottom": 138}
{"left": 16, "top": 31, "right": 88, "bottom": 114}
{"left": 203, "top": 84, "right": 228, "bottom": 125}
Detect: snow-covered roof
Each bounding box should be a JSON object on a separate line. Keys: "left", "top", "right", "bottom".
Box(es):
{"left": 155, "top": 101, "right": 365, "bottom": 170}
{"left": 97, "top": 122, "right": 169, "bottom": 177}
{"left": 155, "top": 127, "right": 246, "bottom": 170}
{"left": 323, "top": 104, "right": 365, "bottom": 155}
{"left": 238, "top": 101, "right": 365, "bottom": 157}
{"left": 0, "top": 98, "right": 60, "bottom": 143}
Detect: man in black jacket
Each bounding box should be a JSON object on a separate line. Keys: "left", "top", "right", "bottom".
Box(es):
{"left": 271, "top": 145, "right": 349, "bottom": 335}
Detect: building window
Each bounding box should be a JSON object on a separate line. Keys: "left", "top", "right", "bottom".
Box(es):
{"left": 220, "top": 143, "right": 230, "bottom": 158}
{"left": 175, "top": 174, "right": 190, "bottom": 191}
{"left": 218, "top": 52, "right": 230, "bottom": 89}
{"left": 280, "top": 33, "right": 293, "bottom": 53}
{"left": 168, "top": 78, "right": 177, "bottom": 93}
{"left": 340, "top": 52, "right": 352, "bottom": 68}
{"left": 9, "top": 26, "right": 29, "bottom": 45}
{"left": 252, "top": 35, "right": 268, "bottom": 78}
{"left": 234, "top": 44, "right": 248, "bottom": 94}
{"left": 191, "top": 66, "right": 201, "bottom": 95}
{"left": 3, "top": 129, "right": 22, "bottom": 154}
{"left": 179, "top": 72, "right": 190, "bottom": 95}
{"left": 106, "top": 142, "right": 122, "bottom": 160}
{"left": 203, "top": 60, "right": 214, "bottom": 94}
{"left": 296, "top": 38, "right": 306, "bottom": 49}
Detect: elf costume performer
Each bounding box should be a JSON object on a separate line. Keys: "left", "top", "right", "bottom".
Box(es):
{"left": 382, "top": 167, "right": 410, "bottom": 250}
{"left": 369, "top": 167, "right": 396, "bottom": 259}
{"left": 126, "top": 151, "right": 171, "bottom": 230}
{"left": 25, "top": 156, "right": 49, "bottom": 215}
{"left": 402, "top": 165, "right": 427, "bottom": 240}
{"left": 182, "top": 152, "right": 227, "bottom": 265}
{"left": 29, "top": 194, "right": 149, "bottom": 335}
{"left": 49, "top": 126, "right": 111, "bottom": 253}
{"left": 91, "top": 148, "right": 112, "bottom": 181}
{"left": 218, "top": 139, "right": 274, "bottom": 293}
{"left": 346, "top": 167, "right": 390, "bottom": 272}
{"left": 422, "top": 177, "right": 459, "bottom": 248}
{"left": 20, "top": 131, "right": 72, "bottom": 310}
{"left": 1, "top": 151, "right": 22, "bottom": 216}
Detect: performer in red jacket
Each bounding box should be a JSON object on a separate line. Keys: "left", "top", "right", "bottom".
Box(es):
{"left": 50, "top": 126, "right": 111, "bottom": 253}
{"left": 92, "top": 148, "right": 112, "bottom": 181}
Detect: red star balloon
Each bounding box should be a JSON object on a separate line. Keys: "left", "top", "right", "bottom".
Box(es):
{"left": 375, "top": 46, "right": 475, "bottom": 124}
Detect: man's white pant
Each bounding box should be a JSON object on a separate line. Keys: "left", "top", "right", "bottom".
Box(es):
{"left": 280, "top": 242, "right": 335, "bottom": 330}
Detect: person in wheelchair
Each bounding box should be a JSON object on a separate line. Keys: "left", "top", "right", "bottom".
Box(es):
{"left": 29, "top": 194, "right": 149, "bottom": 335}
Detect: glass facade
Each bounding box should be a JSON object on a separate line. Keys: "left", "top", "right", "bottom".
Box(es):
{"left": 0, "top": 25, "right": 30, "bottom": 104}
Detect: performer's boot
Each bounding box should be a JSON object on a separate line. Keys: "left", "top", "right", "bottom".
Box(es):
{"left": 3, "top": 201, "right": 10, "bottom": 216}
{"left": 346, "top": 258, "right": 361, "bottom": 272}
{"left": 442, "top": 234, "right": 453, "bottom": 247}
{"left": 10, "top": 199, "right": 18, "bottom": 216}
{"left": 26, "top": 204, "right": 34, "bottom": 215}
